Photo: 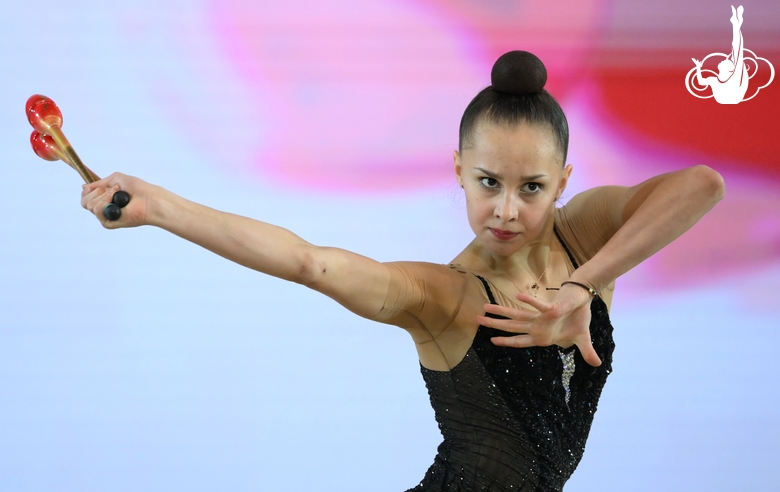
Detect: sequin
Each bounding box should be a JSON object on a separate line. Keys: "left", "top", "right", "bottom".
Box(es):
{"left": 407, "top": 277, "right": 615, "bottom": 492}
{"left": 558, "top": 349, "right": 576, "bottom": 404}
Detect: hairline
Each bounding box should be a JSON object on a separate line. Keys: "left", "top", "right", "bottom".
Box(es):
{"left": 459, "top": 116, "right": 567, "bottom": 167}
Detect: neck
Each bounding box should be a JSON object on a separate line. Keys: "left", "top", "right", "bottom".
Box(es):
{"left": 473, "top": 214, "right": 557, "bottom": 281}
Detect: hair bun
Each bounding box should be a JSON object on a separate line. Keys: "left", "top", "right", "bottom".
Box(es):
{"left": 491, "top": 51, "right": 547, "bottom": 95}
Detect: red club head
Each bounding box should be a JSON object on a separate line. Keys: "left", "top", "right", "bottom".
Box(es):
{"left": 30, "top": 130, "right": 61, "bottom": 161}
{"left": 26, "top": 94, "right": 63, "bottom": 134}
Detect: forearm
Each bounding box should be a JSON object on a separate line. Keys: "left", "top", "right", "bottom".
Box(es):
{"left": 149, "top": 187, "right": 314, "bottom": 283}
{"left": 571, "top": 166, "right": 725, "bottom": 292}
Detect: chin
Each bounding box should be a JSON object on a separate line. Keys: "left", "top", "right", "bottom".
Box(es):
{"left": 484, "top": 237, "right": 524, "bottom": 255}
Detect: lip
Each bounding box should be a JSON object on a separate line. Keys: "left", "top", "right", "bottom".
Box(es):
{"left": 490, "top": 228, "right": 519, "bottom": 240}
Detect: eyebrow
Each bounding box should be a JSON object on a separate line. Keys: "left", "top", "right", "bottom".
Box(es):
{"left": 473, "top": 167, "right": 548, "bottom": 181}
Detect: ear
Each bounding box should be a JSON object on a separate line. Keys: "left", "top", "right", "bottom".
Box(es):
{"left": 454, "top": 150, "right": 463, "bottom": 188}
{"left": 556, "top": 164, "right": 573, "bottom": 200}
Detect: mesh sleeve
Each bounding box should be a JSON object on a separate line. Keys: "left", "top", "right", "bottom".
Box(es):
{"left": 374, "top": 262, "right": 470, "bottom": 338}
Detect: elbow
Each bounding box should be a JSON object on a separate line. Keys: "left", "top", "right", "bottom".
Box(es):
{"left": 690, "top": 165, "right": 726, "bottom": 203}
{"left": 295, "top": 245, "right": 326, "bottom": 287}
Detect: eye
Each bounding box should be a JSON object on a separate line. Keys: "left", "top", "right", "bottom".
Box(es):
{"left": 479, "top": 177, "right": 499, "bottom": 189}
{"left": 523, "top": 182, "right": 543, "bottom": 194}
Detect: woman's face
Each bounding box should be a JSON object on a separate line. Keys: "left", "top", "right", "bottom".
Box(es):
{"left": 455, "top": 120, "right": 571, "bottom": 257}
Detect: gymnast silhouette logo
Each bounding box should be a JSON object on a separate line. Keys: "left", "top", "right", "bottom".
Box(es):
{"left": 686, "top": 5, "right": 774, "bottom": 104}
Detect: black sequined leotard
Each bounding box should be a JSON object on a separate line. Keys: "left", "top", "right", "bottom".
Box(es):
{"left": 406, "top": 231, "right": 615, "bottom": 492}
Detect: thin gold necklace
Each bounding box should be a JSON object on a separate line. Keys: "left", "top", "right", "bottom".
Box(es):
{"left": 502, "top": 259, "right": 549, "bottom": 298}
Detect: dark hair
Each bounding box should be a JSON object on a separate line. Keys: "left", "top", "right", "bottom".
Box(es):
{"left": 458, "top": 51, "right": 569, "bottom": 166}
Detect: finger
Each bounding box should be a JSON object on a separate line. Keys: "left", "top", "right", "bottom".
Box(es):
{"left": 490, "top": 335, "right": 535, "bottom": 349}
{"left": 513, "top": 292, "right": 553, "bottom": 312}
{"left": 81, "top": 186, "right": 98, "bottom": 207}
{"left": 580, "top": 349, "right": 602, "bottom": 368}
{"left": 576, "top": 336, "right": 602, "bottom": 367}
{"left": 84, "top": 173, "right": 126, "bottom": 197}
{"left": 81, "top": 185, "right": 109, "bottom": 209}
{"left": 84, "top": 186, "right": 118, "bottom": 217}
{"left": 476, "top": 315, "right": 531, "bottom": 333}
{"left": 86, "top": 184, "right": 117, "bottom": 205}
{"left": 81, "top": 179, "right": 118, "bottom": 202}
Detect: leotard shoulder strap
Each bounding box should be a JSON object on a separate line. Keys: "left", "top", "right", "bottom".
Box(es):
{"left": 475, "top": 275, "right": 497, "bottom": 305}
{"left": 554, "top": 225, "right": 580, "bottom": 269}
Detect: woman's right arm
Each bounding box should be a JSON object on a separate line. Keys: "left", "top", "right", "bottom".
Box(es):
{"left": 81, "top": 173, "right": 462, "bottom": 329}
{"left": 81, "top": 173, "right": 391, "bottom": 319}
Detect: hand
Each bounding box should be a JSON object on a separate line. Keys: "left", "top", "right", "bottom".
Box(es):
{"left": 476, "top": 284, "right": 602, "bottom": 367}
{"left": 692, "top": 58, "right": 702, "bottom": 68}
{"left": 81, "top": 172, "right": 154, "bottom": 229}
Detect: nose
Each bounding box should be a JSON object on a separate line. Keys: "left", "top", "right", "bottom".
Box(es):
{"left": 494, "top": 192, "right": 519, "bottom": 221}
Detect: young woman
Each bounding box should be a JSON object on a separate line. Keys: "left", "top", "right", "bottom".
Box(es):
{"left": 81, "top": 51, "right": 725, "bottom": 491}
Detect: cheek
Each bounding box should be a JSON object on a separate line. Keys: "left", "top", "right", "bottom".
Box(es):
{"left": 465, "top": 197, "right": 491, "bottom": 226}
{"left": 520, "top": 201, "right": 554, "bottom": 228}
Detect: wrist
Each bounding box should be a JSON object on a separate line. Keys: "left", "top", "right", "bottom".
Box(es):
{"left": 560, "top": 280, "right": 599, "bottom": 298}
{"left": 146, "top": 185, "right": 176, "bottom": 228}
{"left": 567, "top": 262, "right": 613, "bottom": 296}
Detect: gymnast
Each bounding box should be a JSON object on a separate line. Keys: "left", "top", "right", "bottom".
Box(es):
{"left": 81, "top": 51, "right": 725, "bottom": 491}
{"left": 692, "top": 5, "right": 748, "bottom": 104}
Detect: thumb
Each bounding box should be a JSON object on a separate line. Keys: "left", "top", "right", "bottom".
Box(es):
{"left": 577, "top": 335, "right": 602, "bottom": 367}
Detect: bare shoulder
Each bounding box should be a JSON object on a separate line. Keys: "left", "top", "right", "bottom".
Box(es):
{"left": 382, "top": 260, "right": 486, "bottom": 329}
{"left": 385, "top": 261, "right": 491, "bottom": 371}
{"left": 381, "top": 261, "right": 476, "bottom": 325}
{"left": 559, "top": 185, "right": 628, "bottom": 234}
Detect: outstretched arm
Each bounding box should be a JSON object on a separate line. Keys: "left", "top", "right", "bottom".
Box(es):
{"left": 81, "top": 173, "right": 393, "bottom": 320}
{"left": 81, "top": 173, "right": 467, "bottom": 340}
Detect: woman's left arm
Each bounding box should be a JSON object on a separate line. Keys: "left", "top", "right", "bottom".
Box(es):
{"left": 480, "top": 165, "right": 725, "bottom": 366}
{"left": 567, "top": 164, "right": 725, "bottom": 293}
